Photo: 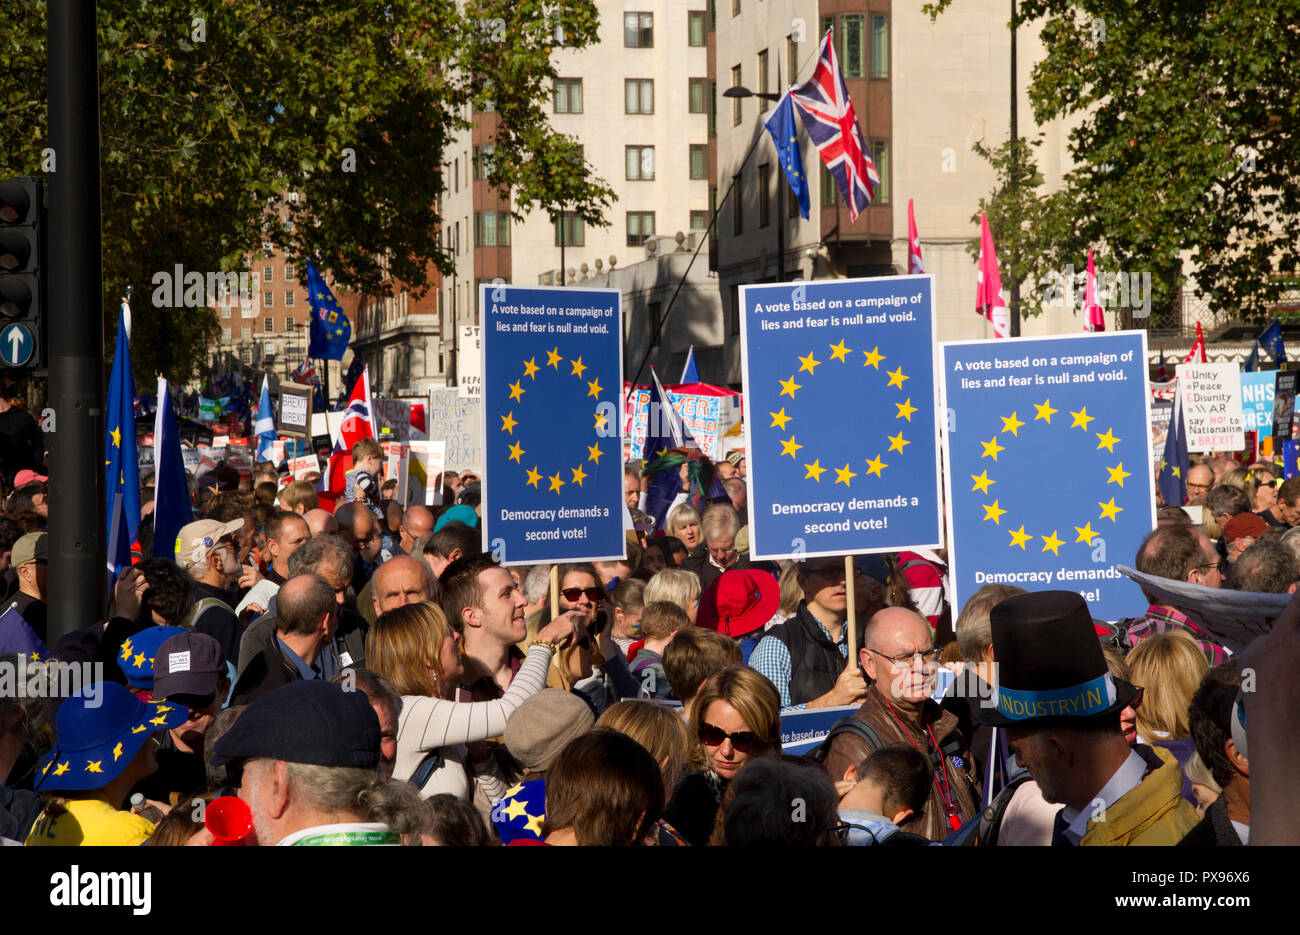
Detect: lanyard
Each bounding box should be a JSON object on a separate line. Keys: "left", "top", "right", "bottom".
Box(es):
{"left": 288, "top": 829, "right": 400, "bottom": 846}
{"left": 882, "top": 698, "right": 963, "bottom": 831}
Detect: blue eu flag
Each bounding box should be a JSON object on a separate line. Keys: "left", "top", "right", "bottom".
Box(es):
{"left": 151, "top": 377, "right": 193, "bottom": 564}
{"left": 765, "top": 94, "right": 810, "bottom": 220}
{"left": 1260, "top": 319, "right": 1286, "bottom": 364}
{"left": 105, "top": 305, "right": 141, "bottom": 575}
{"left": 306, "top": 259, "right": 352, "bottom": 360}
{"left": 1157, "top": 392, "right": 1189, "bottom": 508}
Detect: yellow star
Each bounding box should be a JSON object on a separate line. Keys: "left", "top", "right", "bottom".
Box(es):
{"left": 507, "top": 380, "right": 525, "bottom": 402}
{"left": 886, "top": 366, "right": 909, "bottom": 389}
{"left": 522, "top": 357, "right": 540, "bottom": 380}
{"left": 770, "top": 407, "right": 792, "bottom": 431}
{"left": 131, "top": 724, "right": 147, "bottom": 734}
{"left": 586, "top": 442, "right": 603, "bottom": 464}
{"left": 1070, "top": 406, "right": 1095, "bottom": 431}
{"left": 570, "top": 356, "right": 587, "bottom": 378}
{"left": 594, "top": 411, "right": 609, "bottom": 431}
{"left": 154, "top": 705, "right": 172, "bottom": 713}
{"left": 110, "top": 426, "right": 121, "bottom": 448}
{"left": 120, "top": 641, "right": 133, "bottom": 662}
{"left": 1171, "top": 465, "right": 1181, "bottom": 478}
{"left": 133, "top": 652, "right": 145, "bottom": 668}
{"left": 523, "top": 813, "right": 544, "bottom": 837}
{"left": 112, "top": 742, "right": 125, "bottom": 762}
{"left": 41, "top": 759, "right": 51, "bottom": 776}
{"left": 971, "top": 470, "right": 995, "bottom": 494}
{"left": 834, "top": 463, "right": 858, "bottom": 486}
{"left": 29, "top": 651, "right": 39, "bottom": 661}
{"left": 53, "top": 761, "right": 70, "bottom": 776}
{"left": 507, "top": 441, "right": 525, "bottom": 463}
{"left": 798, "top": 351, "right": 821, "bottom": 375}
{"left": 1095, "top": 427, "right": 1120, "bottom": 453}
{"left": 780, "top": 436, "right": 803, "bottom": 458}
{"left": 85, "top": 760, "right": 103, "bottom": 774}
{"left": 779, "top": 375, "right": 803, "bottom": 398}
{"left": 548, "top": 472, "right": 565, "bottom": 493}
{"left": 586, "top": 377, "right": 603, "bottom": 399}
{"left": 804, "top": 459, "right": 826, "bottom": 481}
{"left": 828, "top": 339, "right": 850, "bottom": 362}
{"left": 1106, "top": 462, "right": 1131, "bottom": 487}
{"left": 862, "top": 346, "right": 886, "bottom": 369}
{"left": 983, "top": 500, "right": 1007, "bottom": 524}
{"left": 895, "top": 398, "right": 918, "bottom": 421}
{"left": 150, "top": 715, "right": 168, "bottom": 726}
{"left": 1098, "top": 497, "right": 1124, "bottom": 522}
{"left": 1001, "top": 412, "right": 1025, "bottom": 436}
{"left": 864, "top": 454, "right": 887, "bottom": 477}
{"left": 546, "top": 346, "right": 563, "bottom": 369}
{"left": 503, "top": 798, "right": 530, "bottom": 821}
{"left": 1033, "top": 399, "right": 1058, "bottom": 423}
{"left": 525, "top": 466, "right": 542, "bottom": 488}
{"left": 887, "top": 431, "right": 910, "bottom": 453}
{"left": 500, "top": 411, "right": 518, "bottom": 434}
{"left": 980, "top": 437, "right": 1005, "bottom": 461}
{"left": 570, "top": 464, "right": 588, "bottom": 487}
{"left": 1040, "top": 531, "right": 1065, "bottom": 555}
{"left": 1008, "top": 525, "right": 1033, "bottom": 549}
{"left": 1075, "top": 522, "right": 1098, "bottom": 544}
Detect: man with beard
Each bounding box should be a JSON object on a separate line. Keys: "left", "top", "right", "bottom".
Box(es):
{"left": 176, "top": 519, "right": 247, "bottom": 664}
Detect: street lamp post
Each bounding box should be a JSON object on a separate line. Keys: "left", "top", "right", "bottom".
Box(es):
{"left": 723, "top": 75, "right": 787, "bottom": 283}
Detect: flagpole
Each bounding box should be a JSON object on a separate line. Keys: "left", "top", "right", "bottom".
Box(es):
{"left": 776, "top": 60, "right": 785, "bottom": 284}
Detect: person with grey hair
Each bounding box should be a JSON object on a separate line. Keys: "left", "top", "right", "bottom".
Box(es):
{"left": 231, "top": 574, "right": 340, "bottom": 706}
{"left": 1229, "top": 539, "right": 1300, "bottom": 594}
{"left": 1279, "top": 526, "right": 1300, "bottom": 569}
{"left": 682, "top": 505, "right": 756, "bottom": 590}
{"left": 334, "top": 669, "right": 402, "bottom": 783}
{"left": 522, "top": 563, "right": 553, "bottom": 619}
{"left": 724, "top": 477, "right": 747, "bottom": 516}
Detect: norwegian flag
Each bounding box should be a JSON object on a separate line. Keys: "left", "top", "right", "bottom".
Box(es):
{"left": 1084, "top": 249, "right": 1105, "bottom": 332}
{"left": 907, "top": 199, "right": 925, "bottom": 275}
{"left": 319, "top": 363, "right": 377, "bottom": 506}
{"left": 788, "top": 27, "right": 879, "bottom": 222}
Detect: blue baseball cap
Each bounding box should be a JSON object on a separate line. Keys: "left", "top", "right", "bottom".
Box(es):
{"left": 118, "top": 625, "right": 189, "bottom": 690}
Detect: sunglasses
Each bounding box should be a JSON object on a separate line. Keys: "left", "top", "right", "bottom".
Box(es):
{"left": 561, "top": 587, "right": 606, "bottom": 604}
{"left": 698, "top": 722, "right": 763, "bottom": 753}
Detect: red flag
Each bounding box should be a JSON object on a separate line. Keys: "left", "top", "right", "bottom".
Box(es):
{"left": 1183, "top": 322, "right": 1207, "bottom": 364}
{"left": 976, "top": 212, "right": 1010, "bottom": 338}
{"left": 1084, "top": 249, "right": 1105, "bottom": 332}
{"left": 907, "top": 199, "right": 926, "bottom": 275}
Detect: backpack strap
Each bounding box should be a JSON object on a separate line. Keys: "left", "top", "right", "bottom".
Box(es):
{"left": 812, "top": 716, "right": 885, "bottom": 765}
{"left": 409, "top": 749, "right": 447, "bottom": 790}
{"left": 185, "top": 597, "right": 235, "bottom": 629}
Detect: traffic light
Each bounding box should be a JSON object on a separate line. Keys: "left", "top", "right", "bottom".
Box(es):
{"left": 0, "top": 177, "right": 43, "bottom": 369}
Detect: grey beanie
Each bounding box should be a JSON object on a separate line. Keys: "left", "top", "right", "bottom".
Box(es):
{"left": 503, "top": 689, "right": 596, "bottom": 773}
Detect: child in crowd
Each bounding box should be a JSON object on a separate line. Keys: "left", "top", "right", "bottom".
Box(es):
{"left": 837, "top": 743, "right": 933, "bottom": 846}
{"left": 344, "top": 438, "right": 385, "bottom": 522}
{"left": 631, "top": 601, "right": 692, "bottom": 700}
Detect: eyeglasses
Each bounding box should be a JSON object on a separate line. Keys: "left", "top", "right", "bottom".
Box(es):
{"left": 866, "top": 647, "right": 939, "bottom": 668}
{"left": 359, "top": 528, "right": 380, "bottom": 543}
{"left": 1195, "top": 559, "right": 1230, "bottom": 577}
{"left": 804, "top": 564, "right": 863, "bottom": 581}
{"left": 698, "top": 722, "right": 763, "bottom": 753}
{"left": 561, "top": 587, "right": 606, "bottom": 604}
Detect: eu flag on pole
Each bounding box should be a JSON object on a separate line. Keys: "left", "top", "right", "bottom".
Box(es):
{"left": 764, "top": 93, "right": 810, "bottom": 220}
{"left": 1158, "top": 389, "right": 1190, "bottom": 508}
{"left": 105, "top": 304, "right": 141, "bottom": 576}
{"left": 152, "top": 376, "right": 193, "bottom": 563}
{"left": 306, "top": 260, "right": 351, "bottom": 360}
{"left": 1260, "top": 320, "right": 1286, "bottom": 364}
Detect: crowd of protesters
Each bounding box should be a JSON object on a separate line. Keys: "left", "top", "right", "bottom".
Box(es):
{"left": 1, "top": 386, "right": 1298, "bottom": 846}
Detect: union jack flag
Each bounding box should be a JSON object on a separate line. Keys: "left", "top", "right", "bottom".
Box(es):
{"left": 788, "top": 27, "right": 879, "bottom": 222}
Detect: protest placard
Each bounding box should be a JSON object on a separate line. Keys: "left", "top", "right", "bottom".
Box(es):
{"left": 779, "top": 705, "right": 860, "bottom": 757}
{"left": 225, "top": 444, "right": 253, "bottom": 482}
{"left": 383, "top": 441, "right": 410, "bottom": 505}
{"left": 480, "top": 284, "right": 625, "bottom": 565}
{"left": 941, "top": 332, "right": 1155, "bottom": 620}
{"left": 1176, "top": 362, "right": 1244, "bottom": 453}
{"left": 181, "top": 449, "right": 202, "bottom": 475}
{"left": 1273, "top": 370, "right": 1296, "bottom": 442}
{"left": 1240, "top": 371, "right": 1274, "bottom": 438}
{"left": 740, "top": 275, "right": 942, "bottom": 560}
{"left": 459, "top": 325, "right": 482, "bottom": 399}
{"left": 373, "top": 396, "right": 412, "bottom": 442}
{"left": 289, "top": 455, "right": 317, "bottom": 481}
{"left": 407, "top": 440, "right": 446, "bottom": 507}
{"left": 277, "top": 382, "right": 313, "bottom": 441}
{"left": 624, "top": 386, "right": 743, "bottom": 461}
{"left": 427, "top": 388, "right": 482, "bottom": 472}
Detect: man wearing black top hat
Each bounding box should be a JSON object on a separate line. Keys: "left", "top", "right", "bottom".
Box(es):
{"left": 982, "top": 591, "right": 1198, "bottom": 846}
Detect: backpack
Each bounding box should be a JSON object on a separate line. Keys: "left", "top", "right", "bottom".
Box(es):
{"left": 947, "top": 773, "right": 1032, "bottom": 847}
{"left": 810, "top": 715, "right": 969, "bottom": 779}
{"left": 1096, "top": 617, "right": 1135, "bottom": 653}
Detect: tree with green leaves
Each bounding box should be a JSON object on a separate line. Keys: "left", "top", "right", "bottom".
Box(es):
{"left": 0, "top": 0, "right": 612, "bottom": 382}
{"left": 929, "top": 0, "right": 1300, "bottom": 325}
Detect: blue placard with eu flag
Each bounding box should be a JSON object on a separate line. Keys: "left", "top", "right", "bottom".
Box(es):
{"left": 940, "top": 332, "right": 1156, "bottom": 621}
{"left": 479, "top": 284, "right": 626, "bottom": 565}
{"left": 740, "top": 275, "right": 943, "bottom": 560}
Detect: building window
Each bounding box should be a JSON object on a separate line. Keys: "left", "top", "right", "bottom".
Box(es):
{"left": 625, "top": 79, "right": 654, "bottom": 114}
{"left": 731, "top": 0, "right": 740, "bottom": 17}
{"left": 787, "top": 36, "right": 798, "bottom": 85}
{"left": 821, "top": 163, "right": 837, "bottom": 207}
{"left": 263, "top": 267, "right": 273, "bottom": 283}
{"left": 264, "top": 316, "right": 274, "bottom": 333}
{"left": 624, "top": 12, "right": 653, "bottom": 48}
{"left": 840, "top": 14, "right": 865, "bottom": 79}
{"left": 554, "top": 78, "right": 583, "bottom": 114}
{"left": 689, "top": 144, "right": 708, "bottom": 180}
{"left": 731, "top": 65, "right": 742, "bottom": 125}
{"left": 708, "top": 0, "right": 716, "bottom": 29}
{"left": 757, "top": 49, "right": 769, "bottom": 113}
{"left": 284, "top": 291, "right": 295, "bottom": 307}
{"left": 689, "top": 78, "right": 709, "bottom": 114}
{"left": 263, "top": 291, "right": 273, "bottom": 307}
{"left": 870, "top": 15, "right": 889, "bottom": 78}
{"left": 474, "top": 144, "right": 496, "bottom": 179}
{"left": 453, "top": 157, "right": 459, "bottom": 193}
{"left": 688, "top": 10, "right": 706, "bottom": 46}
{"left": 475, "top": 211, "right": 511, "bottom": 247}
{"left": 869, "top": 139, "right": 890, "bottom": 204}
{"left": 788, "top": 171, "right": 801, "bottom": 219}
{"left": 626, "top": 146, "right": 655, "bottom": 180}
{"left": 690, "top": 210, "right": 709, "bottom": 230}
{"left": 732, "top": 173, "right": 743, "bottom": 234}
{"left": 627, "top": 212, "right": 655, "bottom": 247}
{"left": 241, "top": 326, "right": 251, "bottom": 339}
{"left": 648, "top": 301, "right": 662, "bottom": 346}
{"left": 222, "top": 326, "right": 231, "bottom": 341}
{"left": 454, "top": 220, "right": 460, "bottom": 255}
{"left": 758, "top": 163, "right": 771, "bottom": 227}
{"left": 729, "top": 283, "right": 740, "bottom": 334}
{"left": 554, "top": 212, "right": 585, "bottom": 247}
{"left": 283, "top": 263, "right": 295, "bottom": 280}
{"left": 221, "top": 306, "right": 231, "bottom": 320}
{"left": 709, "top": 80, "right": 717, "bottom": 136}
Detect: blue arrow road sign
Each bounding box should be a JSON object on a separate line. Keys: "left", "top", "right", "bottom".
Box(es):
{"left": 0, "top": 323, "right": 34, "bottom": 366}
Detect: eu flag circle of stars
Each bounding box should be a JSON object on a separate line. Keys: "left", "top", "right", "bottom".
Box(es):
{"left": 971, "top": 398, "right": 1132, "bottom": 555}
{"left": 500, "top": 346, "right": 608, "bottom": 494}
{"left": 772, "top": 339, "right": 918, "bottom": 486}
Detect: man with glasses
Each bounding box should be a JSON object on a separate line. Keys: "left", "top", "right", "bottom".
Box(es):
{"left": 1184, "top": 462, "right": 1214, "bottom": 503}
{"left": 822, "top": 607, "right": 982, "bottom": 842}
{"left": 337, "top": 501, "right": 384, "bottom": 591}
{"left": 750, "top": 555, "right": 886, "bottom": 711}
{"left": 1130, "top": 524, "right": 1231, "bottom": 664}
{"left": 682, "top": 505, "right": 761, "bottom": 590}
{"left": 176, "top": 518, "right": 247, "bottom": 664}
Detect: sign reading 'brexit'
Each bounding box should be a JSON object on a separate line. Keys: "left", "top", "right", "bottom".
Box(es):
{"left": 479, "top": 284, "right": 626, "bottom": 565}
{"left": 941, "top": 332, "right": 1156, "bottom": 620}
{"left": 740, "top": 275, "right": 943, "bottom": 560}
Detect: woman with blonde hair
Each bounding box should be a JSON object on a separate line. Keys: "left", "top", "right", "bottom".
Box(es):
{"left": 597, "top": 700, "right": 693, "bottom": 845}
{"left": 366, "top": 601, "right": 576, "bottom": 801}
{"left": 1220, "top": 466, "right": 1275, "bottom": 514}
{"left": 667, "top": 503, "right": 704, "bottom": 555}
{"left": 1127, "top": 629, "right": 1209, "bottom": 805}
{"left": 644, "top": 567, "right": 703, "bottom": 623}
{"left": 663, "top": 666, "right": 781, "bottom": 846}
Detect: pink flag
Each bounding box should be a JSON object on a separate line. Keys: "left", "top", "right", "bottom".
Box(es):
{"left": 907, "top": 199, "right": 926, "bottom": 275}
{"left": 1084, "top": 249, "right": 1105, "bottom": 332}
{"left": 1183, "top": 322, "right": 1207, "bottom": 364}
{"left": 976, "top": 212, "right": 1010, "bottom": 338}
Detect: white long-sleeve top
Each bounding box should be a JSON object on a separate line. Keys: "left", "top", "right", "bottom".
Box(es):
{"left": 392, "top": 642, "right": 553, "bottom": 801}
